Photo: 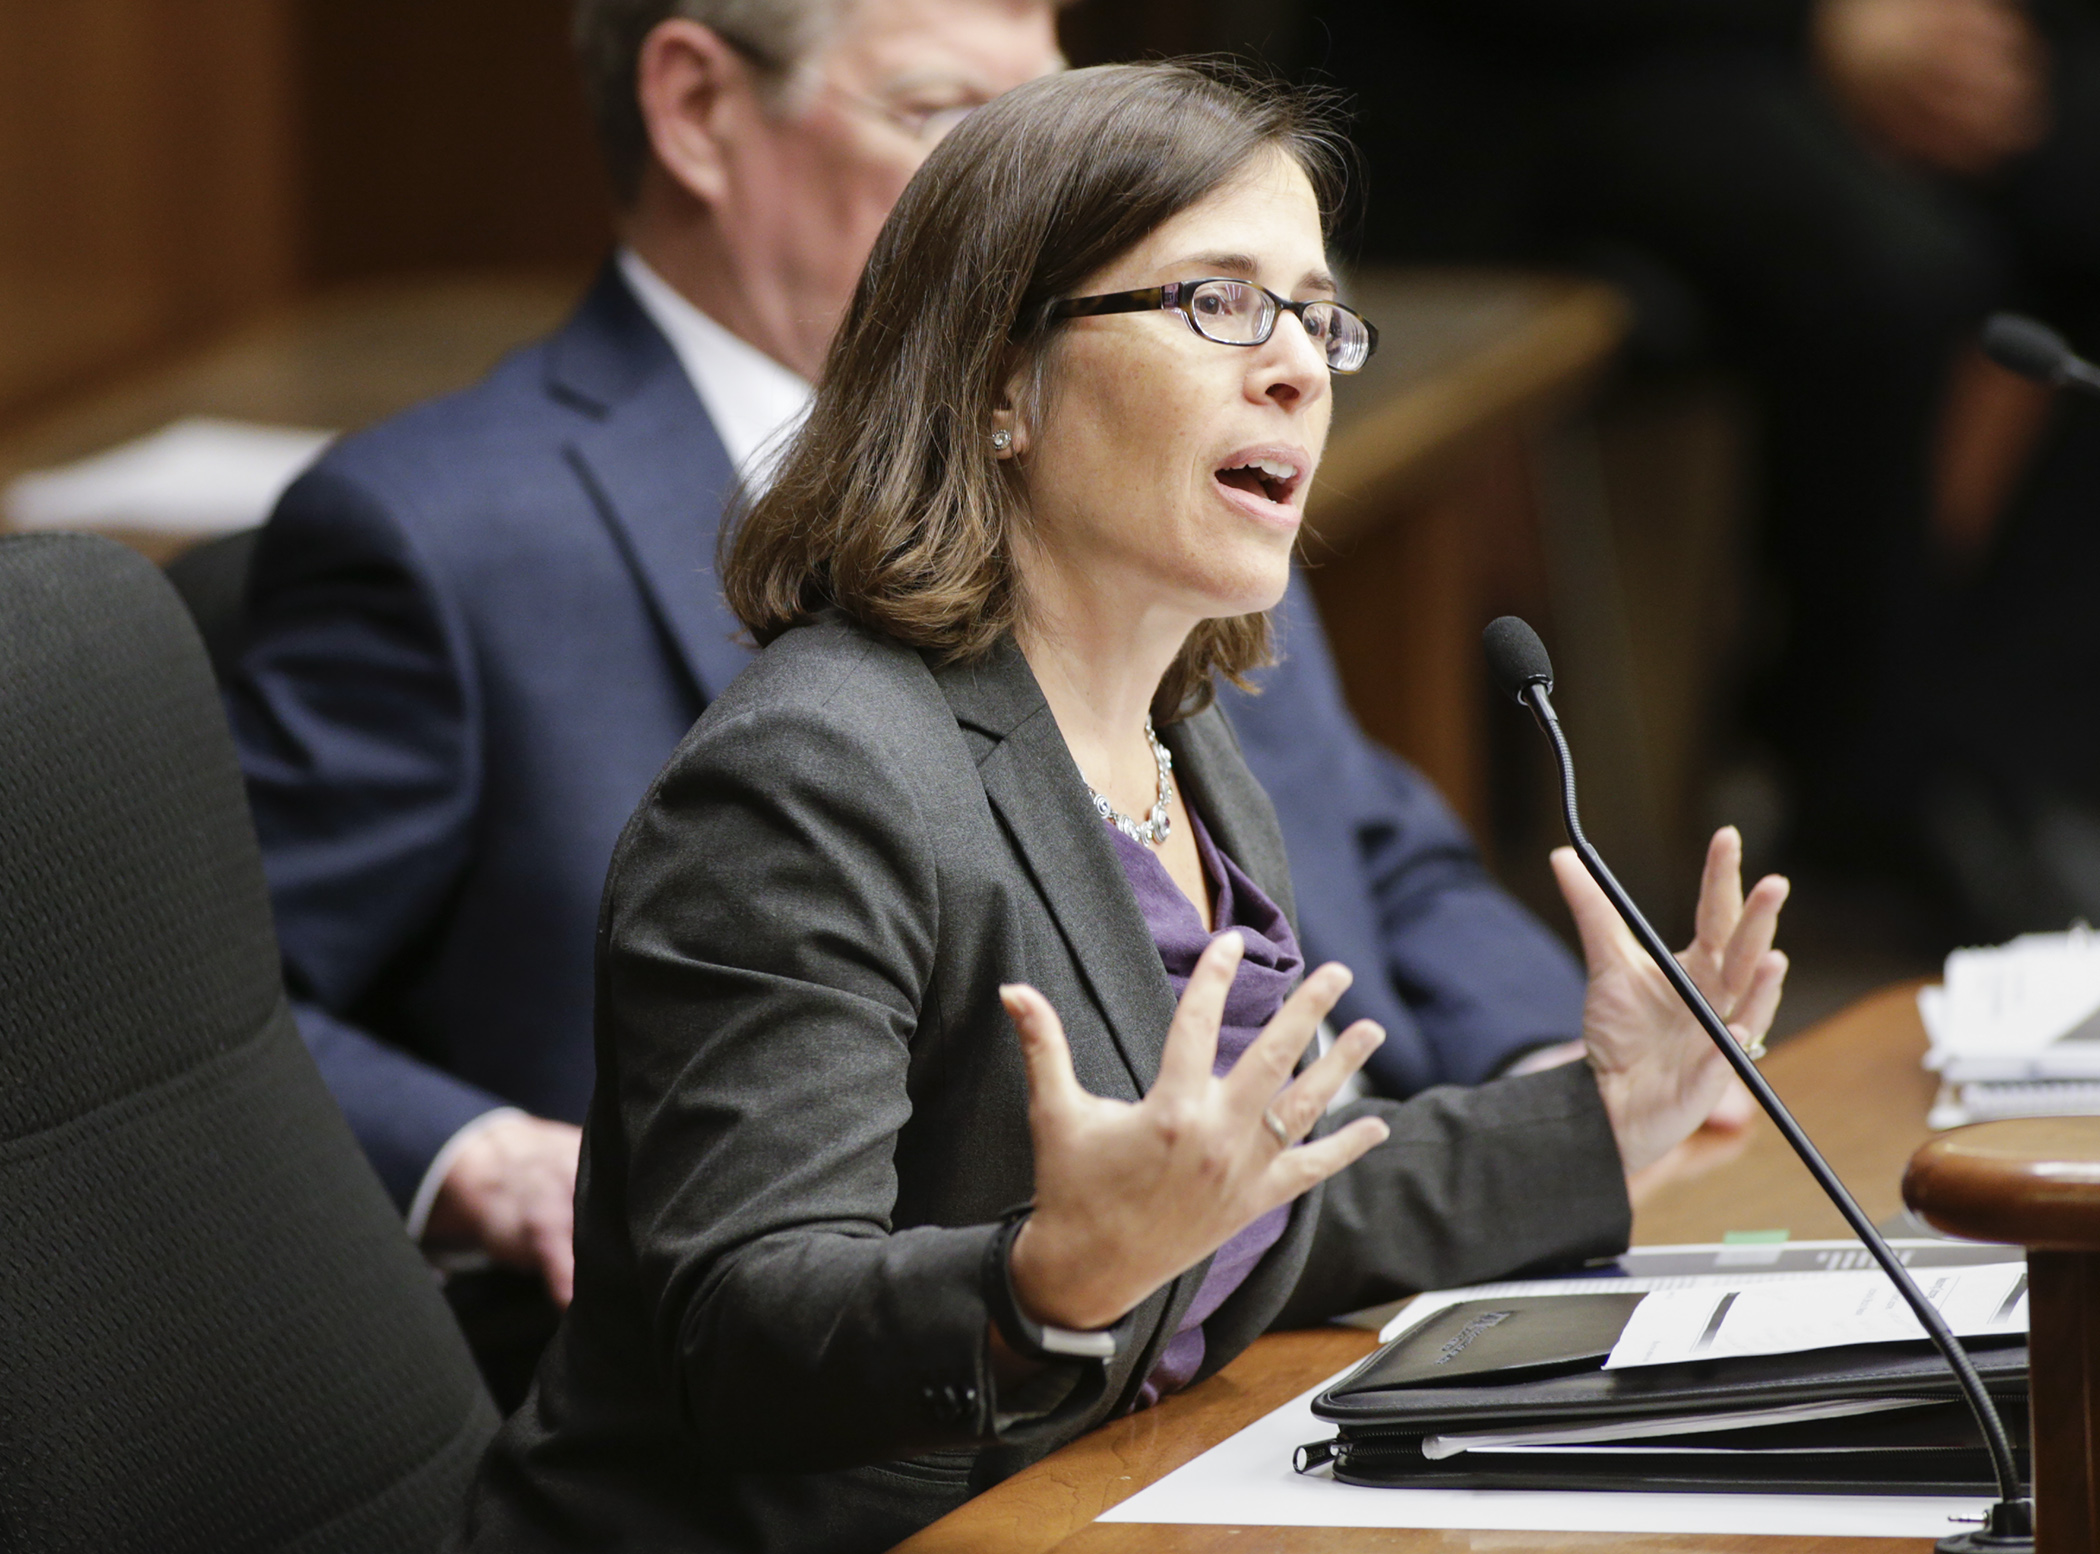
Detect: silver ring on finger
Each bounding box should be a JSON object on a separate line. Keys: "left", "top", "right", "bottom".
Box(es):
{"left": 1261, "top": 1107, "right": 1292, "bottom": 1149}
{"left": 1729, "top": 1018, "right": 1768, "bottom": 1061}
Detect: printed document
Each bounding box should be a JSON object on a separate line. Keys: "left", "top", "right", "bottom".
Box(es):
{"left": 1604, "top": 1263, "right": 2027, "bottom": 1370}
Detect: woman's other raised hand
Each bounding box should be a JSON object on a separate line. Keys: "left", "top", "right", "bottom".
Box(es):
{"left": 1000, "top": 937, "right": 1389, "bottom": 1333}
{"left": 1560, "top": 826, "right": 1789, "bottom": 1177}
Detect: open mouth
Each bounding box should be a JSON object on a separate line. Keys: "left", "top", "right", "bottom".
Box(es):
{"left": 1214, "top": 455, "right": 1302, "bottom": 508}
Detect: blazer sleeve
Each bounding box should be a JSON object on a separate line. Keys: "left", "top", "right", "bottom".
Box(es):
{"left": 1272, "top": 1061, "right": 1633, "bottom": 1329}
{"left": 224, "top": 464, "right": 503, "bottom": 1208}
{"left": 600, "top": 678, "right": 1108, "bottom": 1468}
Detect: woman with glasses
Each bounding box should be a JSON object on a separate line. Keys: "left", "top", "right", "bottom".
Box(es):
{"left": 468, "top": 62, "right": 1788, "bottom": 1554}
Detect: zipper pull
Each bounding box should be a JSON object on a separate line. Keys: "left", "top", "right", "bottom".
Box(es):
{"left": 1293, "top": 1437, "right": 1340, "bottom": 1474}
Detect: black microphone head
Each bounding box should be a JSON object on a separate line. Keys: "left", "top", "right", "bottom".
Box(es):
{"left": 1982, "top": 312, "right": 2074, "bottom": 385}
{"left": 1483, "top": 616, "right": 1554, "bottom": 703}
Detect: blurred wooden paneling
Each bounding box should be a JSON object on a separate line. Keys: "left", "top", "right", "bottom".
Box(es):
{"left": 0, "top": 272, "right": 588, "bottom": 562}
{"left": 0, "top": 0, "right": 300, "bottom": 421}
{"left": 1060, "top": 0, "right": 1303, "bottom": 66}
{"left": 0, "top": 0, "right": 1253, "bottom": 438}
{"left": 293, "top": 0, "right": 612, "bottom": 283}
{"left": 0, "top": 0, "right": 611, "bottom": 432}
{"left": 1307, "top": 269, "right": 1630, "bottom": 839}
{"left": 1060, "top": 0, "right": 1203, "bottom": 63}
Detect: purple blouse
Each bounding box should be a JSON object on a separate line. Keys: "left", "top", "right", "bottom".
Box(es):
{"left": 1105, "top": 807, "right": 1304, "bottom": 1408}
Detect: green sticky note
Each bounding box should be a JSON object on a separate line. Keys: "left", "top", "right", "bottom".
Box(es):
{"left": 1722, "top": 1229, "right": 1790, "bottom": 1244}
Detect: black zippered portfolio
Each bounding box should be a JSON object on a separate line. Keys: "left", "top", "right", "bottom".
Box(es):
{"left": 1301, "top": 1293, "right": 2030, "bottom": 1495}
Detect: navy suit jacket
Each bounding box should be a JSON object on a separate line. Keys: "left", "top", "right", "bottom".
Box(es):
{"left": 1220, "top": 595, "right": 1586, "bottom": 1094}
{"left": 226, "top": 263, "right": 1583, "bottom": 1210}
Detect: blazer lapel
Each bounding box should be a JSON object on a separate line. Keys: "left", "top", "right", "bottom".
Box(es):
{"left": 935, "top": 642, "right": 1178, "bottom": 1096}
{"left": 937, "top": 655, "right": 1298, "bottom": 1404}
{"left": 548, "top": 265, "right": 754, "bottom": 702}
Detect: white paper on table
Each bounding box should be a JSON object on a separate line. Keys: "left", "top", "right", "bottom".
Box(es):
{"left": 1919, "top": 926, "right": 2100, "bottom": 1081}
{"left": 1931, "top": 1077, "right": 2100, "bottom": 1128}
{"left": 1371, "top": 1248, "right": 1986, "bottom": 1345}
{"left": 1604, "top": 1264, "right": 2028, "bottom": 1370}
{"left": 4, "top": 417, "right": 334, "bottom": 537}
{"left": 1097, "top": 1367, "right": 1994, "bottom": 1538}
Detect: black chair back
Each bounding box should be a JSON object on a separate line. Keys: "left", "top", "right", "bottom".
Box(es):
{"left": 0, "top": 533, "right": 497, "bottom": 1553}
{"left": 162, "top": 526, "right": 258, "bottom": 683}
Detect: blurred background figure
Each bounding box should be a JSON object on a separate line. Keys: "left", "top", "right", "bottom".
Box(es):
{"left": 219, "top": 0, "right": 1063, "bottom": 1410}
{"left": 1297, "top": 0, "right": 2100, "bottom": 935}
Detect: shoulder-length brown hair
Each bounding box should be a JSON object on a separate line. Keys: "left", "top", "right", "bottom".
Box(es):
{"left": 721, "top": 61, "right": 1348, "bottom": 721}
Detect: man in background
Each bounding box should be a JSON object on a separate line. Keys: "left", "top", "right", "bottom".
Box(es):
{"left": 1305, "top": 0, "right": 2100, "bottom": 930}
{"left": 227, "top": 0, "right": 1635, "bottom": 1396}
{"left": 229, "top": 0, "right": 1062, "bottom": 1399}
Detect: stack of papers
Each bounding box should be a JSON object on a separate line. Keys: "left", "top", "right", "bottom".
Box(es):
{"left": 1601, "top": 1262, "right": 2027, "bottom": 1369}
{"left": 1918, "top": 928, "right": 2100, "bottom": 1127}
{"left": 4, "top": 417, "right": 334, "bottom": 538}
{"left": 1097, "top": 1242, "right": 2020, "bottom": 1539}
{"left": 1372, "top": 1239, "right": 2026, "bottom": 1345}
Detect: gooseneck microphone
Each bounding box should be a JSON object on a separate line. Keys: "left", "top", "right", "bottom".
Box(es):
{"left": 1483, "top": 616, "right": 2032, "bottom": 1554}
{"left": 1981, "top": 312, "right": 2100, "bottom": 397}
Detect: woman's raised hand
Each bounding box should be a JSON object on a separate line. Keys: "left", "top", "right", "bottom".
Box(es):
{"left": 1001, "top": 936, "right": 1391, "bottom": 1332}
{"left": 1560, "top": 826, "right": 1789, "bottom": 1177}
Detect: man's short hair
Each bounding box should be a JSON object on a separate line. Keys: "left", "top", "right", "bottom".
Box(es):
{"left": 573, "top": 0, "right": 845, "bottom": 202}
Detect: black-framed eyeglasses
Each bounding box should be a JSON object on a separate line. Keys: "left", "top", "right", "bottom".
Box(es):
{"left": 1047, "top": 278, "right": 1379, "bottom": 374}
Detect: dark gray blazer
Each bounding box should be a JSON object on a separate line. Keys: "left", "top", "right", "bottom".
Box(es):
{"left": 467, "top": 616, "right": 1631, "bottom": 1553}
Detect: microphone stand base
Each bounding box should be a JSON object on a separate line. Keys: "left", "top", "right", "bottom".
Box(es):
{"left": 1935, "top": 1498, "right": 2034, "bottom": 1553}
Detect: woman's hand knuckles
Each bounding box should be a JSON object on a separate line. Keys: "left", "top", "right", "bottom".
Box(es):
{"left": 1147, "top": 1094, "right": 1205, "bottom": 1148}
{"left": 1191, "top": 1136, "right": 1238, "bottom": 1185}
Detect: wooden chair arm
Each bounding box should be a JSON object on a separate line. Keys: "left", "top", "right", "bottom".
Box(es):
{"left": 1904, "top": 1119, "right": 2100, "bottom": 1250}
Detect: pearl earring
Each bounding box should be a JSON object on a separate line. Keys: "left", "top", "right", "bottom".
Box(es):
{"left": 991, "top": 428, "right": 1012, "bottom": 452}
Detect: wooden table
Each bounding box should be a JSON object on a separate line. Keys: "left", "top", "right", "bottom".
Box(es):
{"left": 895, "top": 982, "right": 1946, "bottom": 1554}
{"left": 0, "top": 271, "right": 585, "bottom": 564}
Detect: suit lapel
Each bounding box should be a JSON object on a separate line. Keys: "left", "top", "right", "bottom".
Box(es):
{"left": 936, "top": 643, "right": 1178, "bottom": 1096}
{"left": 548, "top": 265, "right": 754, "bottom": 703}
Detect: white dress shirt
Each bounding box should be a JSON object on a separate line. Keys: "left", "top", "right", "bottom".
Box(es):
{"left": 616, "top": 247, "right": 815, "bottom": 489}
